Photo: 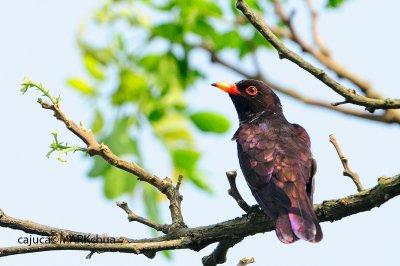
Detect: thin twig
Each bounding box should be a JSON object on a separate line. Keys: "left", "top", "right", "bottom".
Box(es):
{"left": 202, "top": 45, "right": 255, "bottom": 78}
{"left": 176, "top": 175, "right": 184, "bottom": 192}
{"left": 226, "top": 171, "right": 251, "bottom": 213}
{"left": 305, "top": 0, "right": 330, "bottom": 56}
{"left": 272, "top": 0, "right": 384, "bottom": 101}
{"left": 86, "top": 251, "right": 101, "bottom": 259}
{"left": 202, "top": 238, "right": 244, "bottom": 266}
{"left": 237, "top": 257, "right": 255, "bottom": 266}
{"left": 273, "top": 0, "right": 310, "bottom": 52}
{"left": 236, "top": 0, "right": 400, "bottom": 109}
{"left": 116, "top": 201, "right": 169, "bottom": 233}
{"left": 329, "top": 134, "right": 364, "bottom": 192}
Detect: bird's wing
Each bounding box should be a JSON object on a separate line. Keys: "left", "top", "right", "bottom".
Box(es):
{"left": 291, "top": 123, "right": 317, "bottom": 201}
{"left": 272, "top": 124, "right": 322, "bottom": 242}
{"left": 234, "top": 123, "right": 276, "bottom": 191}
{"left": 237, "top": 123, "right": 322, "bottom": 243}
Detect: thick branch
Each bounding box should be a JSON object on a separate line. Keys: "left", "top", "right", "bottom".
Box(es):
{"left": 0, "top": 238, "right": 188, "bottom": 257}
{"left": 277, "top": 0, "right": 400, "bottom": 124}
{"left": 236, "top": 0, "right": 400, "bottom": 110}
{"left": 274, "top": 0, "right": 388, "bottom": 101}
{"left": 0, "top": 209, "right": 134, "bottom": 243}
{"left": 2, "top": 174, "right": 400, "bottom": 257}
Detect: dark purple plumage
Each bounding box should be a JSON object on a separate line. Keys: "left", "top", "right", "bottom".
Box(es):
{"left": 212, "top": 79, "right": 322, "bottom": 243}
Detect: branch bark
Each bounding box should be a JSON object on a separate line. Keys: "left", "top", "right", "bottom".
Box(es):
{"left": 201, "top": 46, "right": 400, "bottom": 125}
{"left": 116, "top": 201, "right": 170, "bottom": 233}
{"left": 226, "top": 171, "right": 251, "bottom": 213}
{"left": 0, "top": 80, "right": 398, "bottom": 264}
{"left": 236, "top": 0, "right": 400, "bottom": 110}
{"left": 329, "top": 134, "right": 364, "bottom": 192}
{"left": 202, "top": 238, "right": 244, "bottom": 266}
{"left": 40, "top": 100, "right": 185, "bottom": 229}
{"left": 1, "top": 174, "right": 399, "bottom": 257}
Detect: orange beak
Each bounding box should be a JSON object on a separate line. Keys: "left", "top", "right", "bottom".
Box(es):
{"left": 211, "top": 82, "right": 241, "bottom": 95}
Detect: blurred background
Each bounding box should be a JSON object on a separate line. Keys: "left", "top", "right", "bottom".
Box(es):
{"left": 1, "top": 0, "right": 399, "bottom": 265}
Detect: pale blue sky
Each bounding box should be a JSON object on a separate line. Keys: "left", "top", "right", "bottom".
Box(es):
{"left": 0, "top": 0, "right": 399, "bottom": 265}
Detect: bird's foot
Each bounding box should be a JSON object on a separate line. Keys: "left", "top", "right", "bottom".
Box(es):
{"left": 246, "top": 204, "right": 262, "bottom": 219}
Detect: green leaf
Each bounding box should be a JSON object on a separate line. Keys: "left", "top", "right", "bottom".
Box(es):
{"left": 88, "top": 156, "right": 109, "bottom": 178}
{"left": 150, "top": 23, "right": 183, "bottom": 43}
{"left": 188, "top": 170, "right": 213, "bottom": 193}
{"left": 84, "top": 53, "right": 106, "bottom": 80}
{"left": 148, "top": 108, "right": 165, "bottom": 122}
{"left": 162, "top": 250, "right": 173, "bottom": 260}
{"left": 195, "top": 0, "right": 223, "bottom": 18}
{"left": 172, "top": 149, "right": 201, "bottom": 169}
{"left": 252, "top": 31, "right": 273, "bottom": 49}
{"left": 189, "top": 112, "right": 230, "bottom": 133}
{"left": 102, "top": 116, "right": 138, "bottom": 156}
{"left": 143, "top": 185, "right": 160, "bottom": 223}
{"left": 152, "top": 113, "right": 193, "bottom": 147}
{"left": 92, "top": 109, "right": 104, "bottom": 134}
{"left": 215, "top": 31, "right": 243, "bottom": 51}
{"left": 172, "top": 149, "right": 212, "bottom": 193}
{"left": 104, "top": 167, "right": 137, "bottom": 199}
{"left": 112, "top": 70, "right": 148, "bottom": 105}
{"left": 230, "top": 0, "right": 263, "bottom": 14}
{"left": 326, "top": 0, "right": 347, "bottom": 8}
{"left": 66, "top": 78, "right": 95, "bottom": 95}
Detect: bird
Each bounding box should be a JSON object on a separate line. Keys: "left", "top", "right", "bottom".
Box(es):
{"left": 212, "top": 79, "right": 322, "bottom": 243}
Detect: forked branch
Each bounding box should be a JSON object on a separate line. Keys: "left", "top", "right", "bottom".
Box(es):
{"left": 329, "top": 134, "right": 364, "bottom": 192}
{"left": 236, "top": 0, "right": 400, "bottom": 110}
{"left": 1, "top": 77, "right": 398, "bottom": 264}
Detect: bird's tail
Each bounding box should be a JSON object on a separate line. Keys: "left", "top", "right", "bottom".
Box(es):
{"left": 253, "top": 181, "right": 322, "bottom": 243}
{"left": 277, "top": 182, "right": 323, "bottom": 243}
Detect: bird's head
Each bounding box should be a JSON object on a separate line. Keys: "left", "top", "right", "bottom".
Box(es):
{"left": 212, "top": 79, "right": 283, "bottom": 123}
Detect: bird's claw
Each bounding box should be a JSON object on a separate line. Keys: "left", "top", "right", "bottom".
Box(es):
{"left": 246, "top": 204, "right": 262, "bottom": 218}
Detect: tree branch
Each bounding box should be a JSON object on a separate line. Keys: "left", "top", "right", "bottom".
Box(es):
{"left": 202, "top": 47, "right": 400, "bottom": 125}
{"left": 226, "top": 171, "right": 251, "bottom": 213}
{"left": 236, "top": 0, "right": 400, "bottom": 110}
{"left": 7, "top": 80, "right": 399, "bottom": 263}
{"left": 304, "top": 0, "right": 330, "bottom": 56}
{"left": 1, "top": 174, "right": 400, "bottom": 257}
{"left": 44, "top": 100, "right": 185, "bottom": 227}
{"left": 21, "top": 78, "right": 185, "bottom": 229}
{"left": 274, "top": 0, "right": 386, "bottom": 100}
{"left": 202, "top": 237, "right": 244, "bottom": 266}
{"left": 237, "top": 257, "right": 255, "bottom": 266}
{"left": 116, "top": 201, "right": 170, "bottom": 233}
{"left": 329, "top": 134, "right": 364, "bottom": 192}
{"left": 278, "top": 0, "right": 400, "bottom": 122}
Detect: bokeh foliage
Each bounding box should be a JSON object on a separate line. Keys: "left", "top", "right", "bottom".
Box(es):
{"left": 69, "top": 0, "right": 348, "bottom": 223}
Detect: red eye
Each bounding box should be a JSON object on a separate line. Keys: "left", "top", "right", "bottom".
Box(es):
{"left": 245, "top": 86, "right": 258, "bottom": 96}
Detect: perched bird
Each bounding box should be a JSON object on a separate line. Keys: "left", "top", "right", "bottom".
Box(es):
{"left": 212, "top": 80, "right": 322, "bottom": 243}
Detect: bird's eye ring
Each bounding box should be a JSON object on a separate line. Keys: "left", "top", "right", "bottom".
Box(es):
{"left": 245, "top": 86, "right": 258, "bottom": 96}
